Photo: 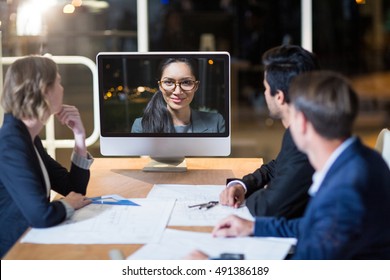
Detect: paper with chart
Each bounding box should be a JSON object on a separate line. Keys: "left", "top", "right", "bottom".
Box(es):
{"left": 21, "top": 198, "right": 175, "bottom": 244}
{"left": 147, "top": 184, "right": 254, "bottom": 226}
{"left": 128, "top": 228, "right": 295, "bottom": 260}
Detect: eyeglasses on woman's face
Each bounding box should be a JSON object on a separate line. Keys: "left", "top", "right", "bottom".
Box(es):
{"left": 158, "top": 79, "right": 199, "bottom": 91}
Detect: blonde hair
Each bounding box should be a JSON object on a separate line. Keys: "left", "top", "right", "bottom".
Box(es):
{"left": 1, "top": 55, "right": 58, "bottom": 122}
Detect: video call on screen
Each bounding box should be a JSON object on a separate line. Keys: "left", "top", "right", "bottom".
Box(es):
{"left": 98, "top": 53, "right": 230, "bottom": 137}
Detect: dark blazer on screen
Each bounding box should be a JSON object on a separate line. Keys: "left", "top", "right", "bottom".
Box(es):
{"left": 131, "top": 109, "right": 225, "bottom": 133}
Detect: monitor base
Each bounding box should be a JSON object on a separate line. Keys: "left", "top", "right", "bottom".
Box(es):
{"left": 142, "top": 157, "right": 187, "bottom": 172}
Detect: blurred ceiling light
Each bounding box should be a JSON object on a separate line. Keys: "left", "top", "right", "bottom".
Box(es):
{"left": 82, "top": 1, "right": 109, "bottom": 10}
{"left": 137, "top": 86, "right": 146, "bottom": 93}
{"left": 9, "top": 13, "right": 16, "bottom": 22}
{"left": 72, "top": 0, "right": 83, "bottom": 7}
{"left": 63, "top": 4, "right": 75, "bottom": 14}
{"left": 16, "top": 0, "right": 57, "bottom": 36}
{"left": 355, "top": 0, "right": 366, "bottom": 4}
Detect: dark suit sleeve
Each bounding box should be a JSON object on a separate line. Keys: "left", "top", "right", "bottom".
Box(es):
{"left": 254, "top": 216, "right": 301, "bottom": 238}
{"left": 34, "top": 138, "right": 90, "bottom": 196}
{"left": 231, "top": 129, "right": 314, "bottom": 218}
{"left": 239, "top": 160, "right": 277, "bottom": 196}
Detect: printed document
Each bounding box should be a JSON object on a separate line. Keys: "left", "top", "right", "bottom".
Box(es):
{"left": 147, "top": 184, "right": 254, "bottom": 226}
{"left": 21, "top": 198, "right": 175, "bottom": 244}
{"left": 128, "top": 228, "right": 295, "bottom": 260}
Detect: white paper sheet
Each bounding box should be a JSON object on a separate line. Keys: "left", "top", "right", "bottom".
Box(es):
{"left": 21, "top": 198, "right": 175, "bottom": 244}
{"left": 147, "top": 184, "right": 254, "bottom": 226}
{"left": 128, "top": 229, "right": 294, "bottom": 260}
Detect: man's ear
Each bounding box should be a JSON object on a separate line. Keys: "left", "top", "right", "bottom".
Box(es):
{"left": 275, "top": 90, "right": 286, "bottom": 105}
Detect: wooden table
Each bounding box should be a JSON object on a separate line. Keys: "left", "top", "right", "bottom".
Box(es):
{"left": 3, "top": 157, "right": 262, "bottom": 260}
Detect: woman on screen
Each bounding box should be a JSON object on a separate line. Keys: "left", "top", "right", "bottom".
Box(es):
{"left": 0, "top": 55, "right": 94, "bottom": 258}
{"left": 131, "top": 57, "right": 225, "bottom": 133}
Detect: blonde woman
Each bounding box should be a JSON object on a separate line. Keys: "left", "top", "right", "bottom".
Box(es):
{"left": 0, "top": 55, "right": 93, "bottom": 257}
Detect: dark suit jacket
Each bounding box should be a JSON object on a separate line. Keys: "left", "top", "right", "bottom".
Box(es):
{"left": 229, "top": 128, "right": 314, "bottom": 218}
{"left": 254, "top": 138, "right": 390, "bottom": 259}
{"left": 131, "top": 109, "right": 225, "bottom": 133}
{"left": 0, "top": 114, "right": 90, "bottom": 257}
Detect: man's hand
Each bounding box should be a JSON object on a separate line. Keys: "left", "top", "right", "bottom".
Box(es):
{"left": 219, "top": 184, "right": 245, "bottom": 208}
{"left": 212, "top": 215, "right": 254, "bottom": 237}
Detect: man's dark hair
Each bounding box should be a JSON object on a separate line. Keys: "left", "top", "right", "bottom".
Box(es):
{"left": 262, "top": 45, "right": 320, "bottom": 103}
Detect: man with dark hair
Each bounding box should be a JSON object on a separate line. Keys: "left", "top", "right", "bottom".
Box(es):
{"left": 211, "top": 71, "right": 390, "bottom": 259}
{"left": 220, "top": 45, "right": 319, "bottom": 219}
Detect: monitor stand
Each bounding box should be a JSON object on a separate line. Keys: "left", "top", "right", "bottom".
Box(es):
{"left": 142, "top": 157, "right": 187, "bottom": 172}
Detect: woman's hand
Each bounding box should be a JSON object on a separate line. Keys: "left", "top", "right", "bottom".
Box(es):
{"left": 56, "top": 104, "right": 87, "bottom": 157}
{"left": 62, "top": 191, "right": 91, "bottom": 210}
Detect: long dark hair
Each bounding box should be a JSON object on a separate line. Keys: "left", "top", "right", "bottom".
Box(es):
{"left": 141, "top": 90, "right": 175, "bottom": 133}
{"left": 141, "top": 57, "right": 199, "bottom": 132}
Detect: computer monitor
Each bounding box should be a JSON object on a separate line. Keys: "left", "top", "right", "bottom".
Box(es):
{"left": 96, "top": 51, "right": 231, "bottom": 171}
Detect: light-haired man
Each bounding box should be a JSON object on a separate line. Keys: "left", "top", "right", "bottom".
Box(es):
{"left": 195, "top": 71, "right": 390, "bottom": 259}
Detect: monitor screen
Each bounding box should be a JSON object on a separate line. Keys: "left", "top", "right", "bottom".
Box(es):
{"left": 96, "top": 51, "right": 231, "bottom": 167}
